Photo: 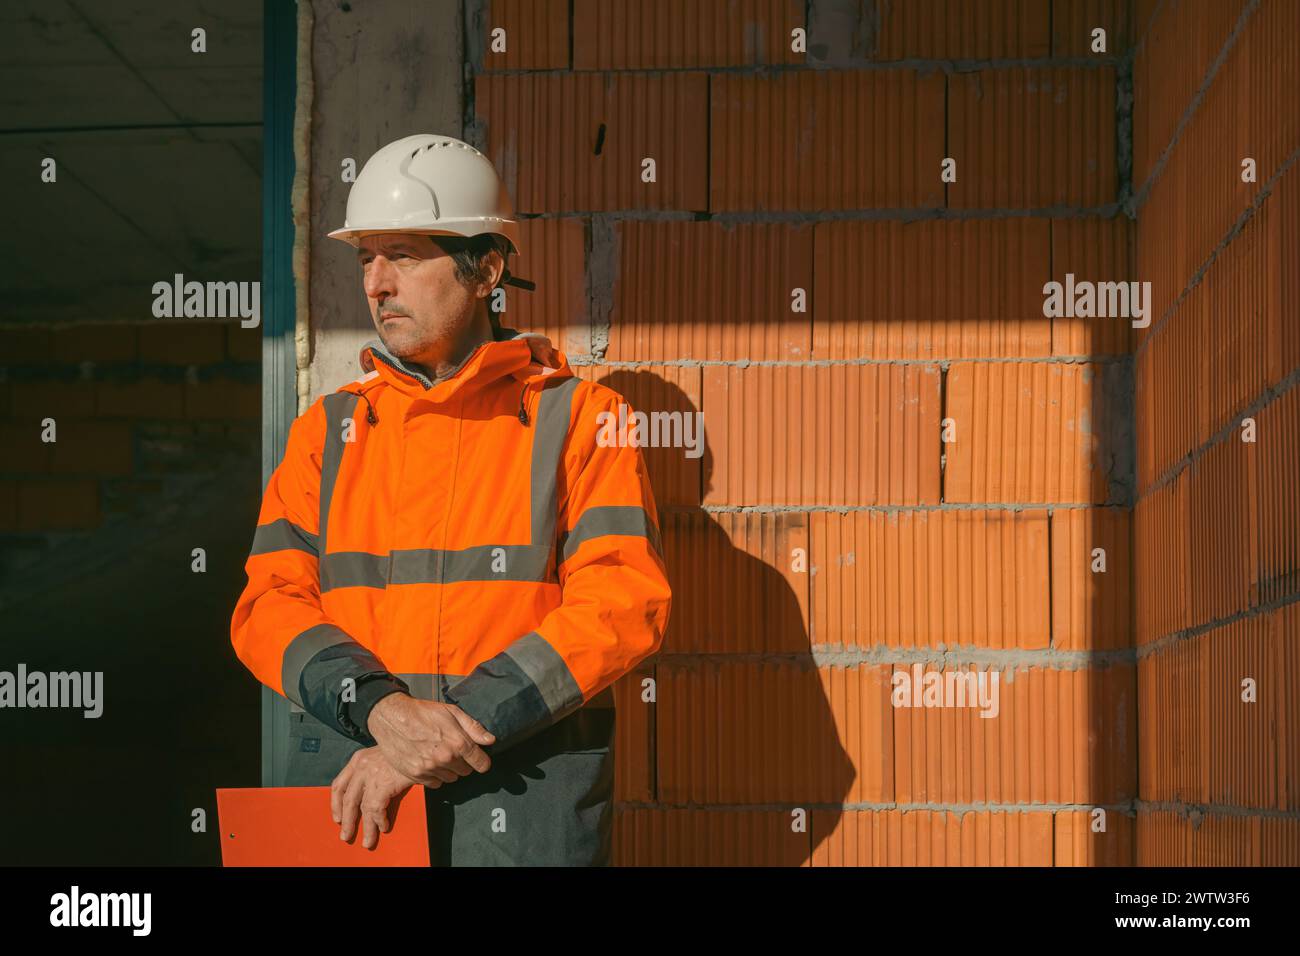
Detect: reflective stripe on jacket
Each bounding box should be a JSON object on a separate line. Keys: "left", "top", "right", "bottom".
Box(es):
{"left": 230, "top": 325, "right": 671, "bottom": 862}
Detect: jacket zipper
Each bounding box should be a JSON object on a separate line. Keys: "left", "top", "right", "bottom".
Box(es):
{"left": 361, "top": 345, "right": 546, "bottom": 694}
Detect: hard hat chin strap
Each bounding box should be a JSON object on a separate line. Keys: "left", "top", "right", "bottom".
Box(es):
{"left": 501, "top": 271, "right": 536, "bottom": 292}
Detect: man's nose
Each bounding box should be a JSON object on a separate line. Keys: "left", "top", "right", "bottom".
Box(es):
{"left": 362, "top": 254, "right": 398, "bottom": 299}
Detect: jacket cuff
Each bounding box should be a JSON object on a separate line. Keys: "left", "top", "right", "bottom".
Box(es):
{"left": 443, "top": 632, "right": 584, "bottom": 754}
{"left": 342, "top": 674, "right": 411, "bottom": 745}
{"left": 284, "top": 625, "right": 409, "bottom": 745}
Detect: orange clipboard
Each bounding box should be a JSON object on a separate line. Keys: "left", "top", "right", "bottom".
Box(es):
{"left": 216, "top": 785, "right": 430, "bottom": 867}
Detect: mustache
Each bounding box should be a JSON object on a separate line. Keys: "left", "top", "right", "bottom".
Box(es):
{"left": 377, "top": 304, "right": 411, "bottom": 318}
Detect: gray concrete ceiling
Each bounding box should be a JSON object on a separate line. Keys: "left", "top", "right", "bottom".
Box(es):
{"left": 1, "top": 0, "right": 262, "bottom": 324}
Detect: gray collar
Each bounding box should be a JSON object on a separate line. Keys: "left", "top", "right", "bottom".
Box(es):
{"left": 362, "top": 324, "right": 527, "bottom": 389}
{"left": 362, "top": 337, "right": 435, "bottom": 388}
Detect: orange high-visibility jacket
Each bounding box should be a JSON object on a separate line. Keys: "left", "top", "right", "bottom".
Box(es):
{"left": 230, "top": 326, "right": 671, "bottom": 864}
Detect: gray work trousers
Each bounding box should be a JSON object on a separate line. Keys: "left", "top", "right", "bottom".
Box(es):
{"left": 285, "top": 687, "right": 616, "bottom": 866}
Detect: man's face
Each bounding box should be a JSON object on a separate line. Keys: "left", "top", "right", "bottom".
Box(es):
{"left": 356, "top": 233, "right": 483, "bottom": 365}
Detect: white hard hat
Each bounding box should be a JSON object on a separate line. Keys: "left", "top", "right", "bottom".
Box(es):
{"left": 328, "top": 133, "right": 533, "bottom": 290}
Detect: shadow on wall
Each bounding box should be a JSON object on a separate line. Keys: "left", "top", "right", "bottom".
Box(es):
{"left": 592, "top": 336, "right": 1139, "bottom": 865}
{"left": 597, "top": 369, "right": 854, "bottom": 864}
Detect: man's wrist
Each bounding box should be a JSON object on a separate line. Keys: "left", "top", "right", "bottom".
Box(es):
{"left": 363, "top": 687, "right": 411, "bottom": 739}
{"left": 341, "top": 675, "right": 409, "bottom": 744}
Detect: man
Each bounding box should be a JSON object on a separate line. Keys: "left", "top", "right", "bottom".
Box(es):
{"left": 230, "top": 133, "right": 671, "bottom": 866}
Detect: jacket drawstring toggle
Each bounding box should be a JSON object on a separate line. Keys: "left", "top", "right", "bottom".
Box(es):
{"left": 350, "top": 389, "right": 379, "bottom": 425}
{"left": 517, "top": 383, "right": 530, "bottom": 427}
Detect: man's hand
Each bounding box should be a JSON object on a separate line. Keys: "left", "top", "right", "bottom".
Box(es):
{"left": 366, "top": 693, "right": 496, "bottom": 787}
{"left": 330, "top": 747, "right": 420, "bottom": 850}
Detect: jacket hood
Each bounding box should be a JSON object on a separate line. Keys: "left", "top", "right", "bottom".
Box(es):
{"left": 354, "top": 325, "right": 569, "bottom": 404}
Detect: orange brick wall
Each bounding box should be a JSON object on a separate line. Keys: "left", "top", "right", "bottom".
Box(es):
{"left": 475, "top": 0, "right": 1144, "bottom": 865}
{"left": 0, "top": 320, "right": 259, "bottom": 545}
{"left": 1132, "top": 0, "right": 1300, "bottom": 864}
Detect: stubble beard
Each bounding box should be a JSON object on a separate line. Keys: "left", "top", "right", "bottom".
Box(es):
{"left": 377, "top": 311, "right": 449, "bottom": 363}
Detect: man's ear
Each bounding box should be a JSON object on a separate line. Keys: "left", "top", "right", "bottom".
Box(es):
{"left": 488, "top": 248, "right": 507, "bottom": 289}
